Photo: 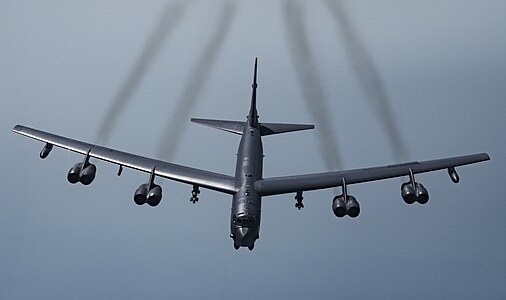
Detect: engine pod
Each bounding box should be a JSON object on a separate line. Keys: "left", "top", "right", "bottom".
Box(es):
{"left": 415, "top": 182, "right": 429, "bottom": 204}
{"left": 332, "top": 196, "right": 347, "bottom": 218}
{"left": 79, "top": 164, "right": 96, "bottom": 185}
{"left": 401, "top": 182, "right": 416, "bottom": 204}
{"left": 67, "top": 163, "right": 83, "bottom": 184}
{"left": 346, "top": 196, "right": 360, "bottom": 218}
{"left": 147, "top": 185, "right": 162, "bottom": 207}
{"left": 134, "top": 183, "right": 148, "bottom": 205}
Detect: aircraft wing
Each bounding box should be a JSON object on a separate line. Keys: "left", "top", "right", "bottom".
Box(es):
{"left": 13, "top": 125, "right": 238, "bottom": 195}
{"left": 255, "top": 153, "right": 490, "bottom": 196}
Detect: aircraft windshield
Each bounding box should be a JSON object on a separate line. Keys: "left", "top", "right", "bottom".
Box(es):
{"left": 234, "top": 215, "right": 256, "bottom": 227}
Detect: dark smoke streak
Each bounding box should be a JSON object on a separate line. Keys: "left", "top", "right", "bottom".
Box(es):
{"left": 97, "top": 1, "right": 188, "bottom": 144}
{"left": 324, "top": 0, "right": 409, "bottom": 161}
{"left": 282, "top": 0, "right": 343, "bottom": 170}
{"left": 158, "top": 1, "right": 237, "bottom": 160}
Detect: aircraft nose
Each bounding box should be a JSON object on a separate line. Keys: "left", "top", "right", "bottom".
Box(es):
{"left": 237, "top": 227, "right": 249, "bottom": 240}
{"left": 234, "top": 227, "right": 252, "bottom": 245}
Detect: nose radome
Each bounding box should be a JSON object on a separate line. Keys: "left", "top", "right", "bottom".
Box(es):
{"left": 237, "top": 227, "right": 249, "bottom": 240}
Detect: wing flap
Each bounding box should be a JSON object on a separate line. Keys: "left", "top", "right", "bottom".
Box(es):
{"left": 255, "top": 153, "right": 490, "bottom": 196}
{"left": 13, "top": 125, "right": 238, "bottom": 194}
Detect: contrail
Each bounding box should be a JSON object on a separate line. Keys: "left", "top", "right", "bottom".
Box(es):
{"left": 158, "top": 1, "right": 237, "bottom": 160}
{"left": 282, "top": 0, "right": 343, "bottom": 170}
{"left": 97, "top": 1, "right": 189, "bottom": 144}
{"left": 323, "top": 0, "right": 409, "bottom": 161}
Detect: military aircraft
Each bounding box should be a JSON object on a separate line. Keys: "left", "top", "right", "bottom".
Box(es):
{"left": 13, "top": 58, "right": 489, "bottom": 250}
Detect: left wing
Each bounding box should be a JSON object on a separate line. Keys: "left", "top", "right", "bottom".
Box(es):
{"left": 255, "top": 153, "right": 490, "bottom": 196}
{"left": 13, "top": 125, "right": 237, "bottom": 195}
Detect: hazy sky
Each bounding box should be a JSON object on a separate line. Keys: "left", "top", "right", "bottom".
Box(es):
{"left": 1, "top": 0, "right": 505, "bottom": 299}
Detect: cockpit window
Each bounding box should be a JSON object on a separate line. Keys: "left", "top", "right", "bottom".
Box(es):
{"left": 234, "top": 215, "right": 256, "bottom": 227}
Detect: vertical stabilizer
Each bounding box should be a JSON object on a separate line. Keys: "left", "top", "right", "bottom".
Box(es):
{"left": 248, "top": 58, "right": 259, "bottom": 127}
{"left": 191, "top": 58, "right": 314, "bottom": 137}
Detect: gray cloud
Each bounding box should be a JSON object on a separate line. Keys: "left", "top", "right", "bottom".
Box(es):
{"left": 324, "top": 0, "right": 409, "bottom": 161}
{"left": 158, "top": 1, "right": 237, "bottom": 160}
{"left": 282, "top": 0, "right": 342, "bottom": 170}
{"left": 97, "top": 1, "right": 188, "bottom": 144}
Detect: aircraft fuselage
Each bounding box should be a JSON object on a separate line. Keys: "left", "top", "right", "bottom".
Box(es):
{"left": 230, "top": 122, "right": 263, "bottom": 250}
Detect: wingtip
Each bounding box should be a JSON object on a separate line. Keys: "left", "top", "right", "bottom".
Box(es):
{"left": 12, "top": 124, "right": 23, "bottom": 132}
{"left": 473, "top": 152, "right": 491, "bottom": 162}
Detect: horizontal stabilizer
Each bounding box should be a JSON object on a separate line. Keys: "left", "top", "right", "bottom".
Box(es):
{"left": 259, "top": 123, "right": 314, "bottom": 136}
{"left": 191, "top": 118, "right": 245, "bottom": 135}
{"left": 191, "top": 118, "right": 314, "bottom": 136}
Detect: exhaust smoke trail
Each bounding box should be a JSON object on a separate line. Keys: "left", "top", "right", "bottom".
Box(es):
{"left": 282, "top": 0, "right": 343, "bottom": 170}
{"left": 324, "top": 0, "right": 409, "bottom": 161}
{"left": 97, "top": 1, "right": 188, "bottom": 144}
{"left": 158, "top": 1, "right": 237, "bottom": 160}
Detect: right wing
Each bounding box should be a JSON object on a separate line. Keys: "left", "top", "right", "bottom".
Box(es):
{"left": 255, "top": 153, "right": 490, "bottom": 196}
{"left": 13, "top": 125, "right": 238, "bottom": 195}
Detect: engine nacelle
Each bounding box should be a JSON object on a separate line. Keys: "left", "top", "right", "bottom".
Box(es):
{"left": 79, "top": 164, "right": 96, "bottom": 185}
{"left": 67, "top": 163, "right": 83, "bottom": 184}
{"left": 134, "top": 184, "right": 163, "bottom": 206}
{"left": 401, "top": 182, "right": 429, "bottom": 204}
{"left": 147, "top": 185, "right": 162, "bottom": 207}
{"left": 401, "top": 182, "right": 416, "bottom": 204}
{"left": 333, "top": 195, "right": 360, "bottom": 218}
{"left": 134, "top": 184, "right": 148, "bottom": 205}
{"left": 415, "top": 182, "right": 429, "bottom": 204}
{"left": 346, "top": 196, "right": 360, "bottom": 218}
{"left": 332, "top": 196, "right": 347, "bottom": 218}
{"left": 134, "top": 167, "right": 162, "bottom": 207}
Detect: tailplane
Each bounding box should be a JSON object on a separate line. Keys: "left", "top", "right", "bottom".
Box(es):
{"left": 191, "top": 118, "right": 314, "bottom": 136}
{"left": 259, "top": 123, "right": 314, "bottom": 136}
{"left": 191, "top": 118, "right": 245, "bottom": 135}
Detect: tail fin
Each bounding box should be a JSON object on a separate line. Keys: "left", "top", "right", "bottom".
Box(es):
{"left": 248, "top": 58, "right": 259, "bottom": 127}
{"left": 192, "top": 58, "right": 314, "bottom": 136}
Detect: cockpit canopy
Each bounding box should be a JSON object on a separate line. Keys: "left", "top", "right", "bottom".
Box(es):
{"left": 233, "top": 215, "right": 257, "bottom": 227}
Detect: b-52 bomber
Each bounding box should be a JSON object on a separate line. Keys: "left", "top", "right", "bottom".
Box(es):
{"left": 13, "top": 58, "right": 489, "bottom": 250}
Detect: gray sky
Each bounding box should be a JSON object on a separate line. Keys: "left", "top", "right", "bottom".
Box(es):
{"left": 1, "top": 0, "right": 505, "bottom": 299}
